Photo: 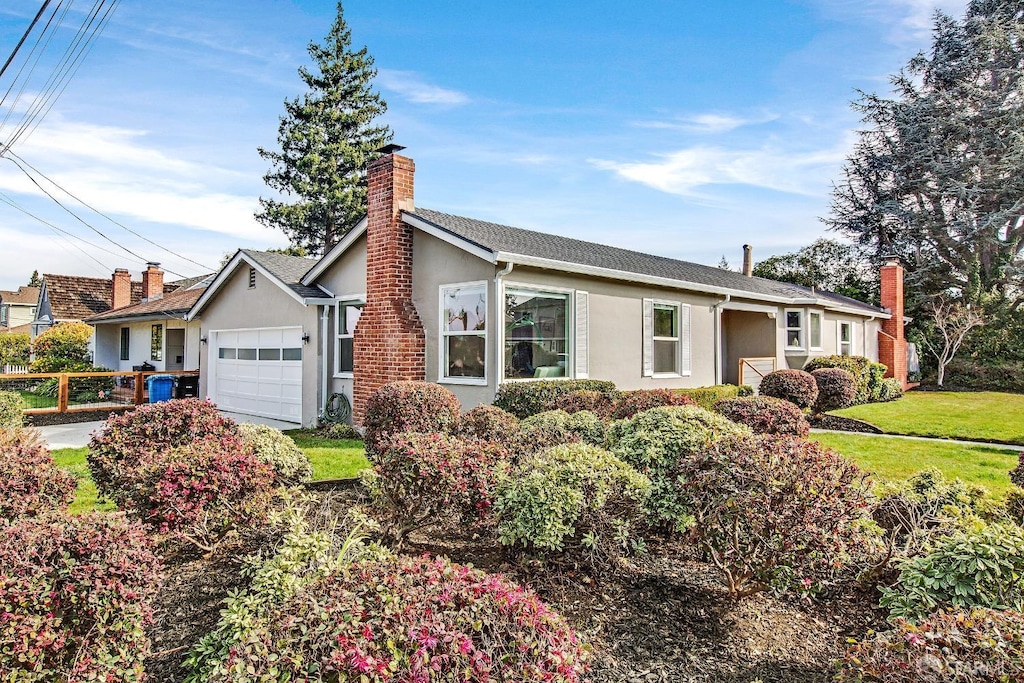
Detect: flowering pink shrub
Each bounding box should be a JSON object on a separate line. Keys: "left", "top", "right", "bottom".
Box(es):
{"left": 0, "top": 512, "right": 162, "bottom": 680}
{"left": 758, "top": 369, "right": 819, "bottom": 409}
{"left": 211, "top": 554, "right": 589, "bottom": 682}
{"left": 0, "top": 435, "right": 75, "bottom": 517}
{"left": 811, "top": 367, "right": 858, "bottom": 413}
{"left": 677, "top": 433, "right": 871, "bottom": 598}
{"left": 87, "top": 398, "right": 241, "bottom": 497}
{"left": 362, "top": 432, "right": 510, "bottom": 545}
{"left": 363, "top": 381, "right": 461, "bottom": 456}
{"left": 549, "top": 389, "right": 618, "bottom": 419}
{"left": 611, "top": 389, "right": 696, "bottom": 420}
{"left": 456, "top": 404, "right": 520, "bottom": 447}
{"left": 713, "top": 396, "right": 810, "bottom": 437}
{"left": 836, "top": 608, "right": 1024, "bottom": 683}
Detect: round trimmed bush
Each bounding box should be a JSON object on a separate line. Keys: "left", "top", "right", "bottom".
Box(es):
{"left": 0, "top": 512, "right": 162, "bottom": 681}
{"left": 87, "top": 398, "right": 241, "bottom": 497}
{"left": 363, "top": 381, "right": 461, "bottom": 456}
{"left": 611, "top": 388, "right": 696, "bottom": 420}
{"left": 237, "top": 423, "right": 312, "bottom": 483}
{"left": 456, "top": 404, "right": 520, "bottom": 447}
{"left": 811, "top": 367, "right": 857, "bottom": 413}
{"left": 836, "top": 608, "right": 1024, "bottom": 683}
{"left": 677, "top": 433, "right": 871, "bottom": 597}
{"left": 206, "top": 554, "right": 589, "bottom": 682}
{"left": 758, "top": 369, "right": 818, "bottom": 409}
{"left": 495, "top": 443, "right": 650, "bottom": 566}
{"left": 0, "top": 435, "right": 75, "bottom": 518}
{"left": 362, "top": 431, "right": 511, "bottom": 545}
{"left": 1013, "top": 454, "right": 1024, "bottom": 489}
{"left": 607, "top": 405, "right": 748, "bottom": 528}
{"left": 518, "top": 409, "right": 606, "bottom": 453}
{"left": 493, "top": 379, "right": 617, "bottom": 418}
{"left": 713, "top": 395, "right": 810, "bottom": 437}
{"left": 805, "top": 354, "right": 874, "bottom": 404}
{"left": 549, "top": 389, "right": 617, "bottom": 419}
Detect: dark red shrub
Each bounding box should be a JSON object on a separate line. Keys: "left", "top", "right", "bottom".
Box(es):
{"left": 611, "top": 388, "right": 696, "bottom": 420}
{"left": 456, "top": 404, "right": 520, "bottom": 447}
{"left": 0, "top": 512, "right": 162, "bottom": 680}
{"left": 214, "top": 554, "right": 589, "bottom": 682}
{"left": 1011, "top": 453, "right": 1024, "bottom": 489}
{"left": 549, "top": 389, "right": 618, "bottom": 419}
{"left": 362, "top": 381, "right": 461, "bottom": 456}
{"left": 758, "top": 369, "right": 818, "bottom": 409}
{"left": 811, "top": 367, "right": 857, "bottom": 413}
{"left": 676, "top": 433, "right": 871, "bottom": 598}
{"left": 713, "top": 396, "right": 810, "bottom": 437}
{"left": 836, "top": 608, "right": 1024, "bottom": 683}
{"left": 0, "top": 436, "right": 75, "bottom": 517}
{"left": 363, "top": 432, "right": 511, "bottom": 545}
{"left": 87, "top": 398, "right": 241, "bottom": 497}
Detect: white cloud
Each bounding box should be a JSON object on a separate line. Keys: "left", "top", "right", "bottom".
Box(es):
{"left": 812, "top": 0, "right": 969, "bottom": 42}
{"left": 635, "top": 112, "right": 778, "bottom": 134}
{"left": 376, "top": 70, "right": 470, "bottom": 105}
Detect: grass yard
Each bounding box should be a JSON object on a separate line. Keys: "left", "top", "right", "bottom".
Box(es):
{"left": 811, "top": 432, "right": 1020, "bottom": 496}
{"left": 832, "top": 391, "right": 1024, "bottom": 445}
{"left": 51, "top": 433, "right": 369, "bottom": 514}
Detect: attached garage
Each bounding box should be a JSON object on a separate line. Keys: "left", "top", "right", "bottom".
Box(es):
{"left": 210, "top": 327, "right": 303, "bottom": 423}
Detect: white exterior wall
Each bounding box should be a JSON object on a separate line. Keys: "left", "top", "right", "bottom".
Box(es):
{"left": 92, "top": 319, "right": 201, "bottom": 372}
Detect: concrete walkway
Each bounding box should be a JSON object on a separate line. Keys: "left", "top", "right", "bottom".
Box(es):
{"left": 35, "top": 411, "right": 300, "bottom": 450}
{"left": 811, "top": 428, "right": 1024, "bottom": 452}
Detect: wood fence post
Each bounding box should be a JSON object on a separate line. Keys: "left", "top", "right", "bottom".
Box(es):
{"left": 134, "top": 372, "right": 144, "bottom": 405}
{"left": 58, "top": 373, "right": 69, "bottom": 413}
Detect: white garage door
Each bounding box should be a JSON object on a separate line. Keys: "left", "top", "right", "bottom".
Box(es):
{"left": 212, "top": 327, "right": 303, "bottom": 423}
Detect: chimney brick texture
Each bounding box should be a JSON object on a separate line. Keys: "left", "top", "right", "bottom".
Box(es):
{"left": 111, "top": 269, "right": 131, "bottom": 310}
{"left": 352, "top": 153, "right": 426, "bottom": 425}
{"left": 878, "top": 260, "right": 908, "bottom": 387}
{"left": 142, "top": 264, "right": 164, "bottom": 300}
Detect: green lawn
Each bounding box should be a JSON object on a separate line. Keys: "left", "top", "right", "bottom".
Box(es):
{"left": 810, "top": 432, "right": 1019, "bottom": 497}
{"left": 832, "top": 391, "right": 1024, "bottom": 445}
{"left": 51, "top": 434, "right": 369, "bottom": 514}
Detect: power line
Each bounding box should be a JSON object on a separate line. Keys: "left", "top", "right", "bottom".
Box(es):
{"left": 0, "top": 1, "right": 53, "bottom": 81}
{"left": 0, "top": 190, "right": 114, "bottom": 272}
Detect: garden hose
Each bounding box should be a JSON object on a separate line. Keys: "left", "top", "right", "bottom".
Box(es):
{"left": 321, "top": 392, "right": 352, "bottom": 423}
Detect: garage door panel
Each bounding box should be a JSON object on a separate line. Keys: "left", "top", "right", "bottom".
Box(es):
{"left": 212, "top": 326, "right": 303, "bottom": 424}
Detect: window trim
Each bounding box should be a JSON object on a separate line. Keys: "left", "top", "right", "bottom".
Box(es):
{"left": 119, "top": 327, "right": 130, "bottom": 361}
{"left": 838, "top": 320, "right": 854, "bottom": 356}
{"left": 439, "top": 280, "right": 488, "bottom": 386}
{"left": 0, "top": 305, "right": 7, "bottom": 325}
{"left": 808, "top": 310, "right": 823, "bottom": 351}
{"left": 500, "top": 281, "right": 576, "bottom": 383}
{"left": 652, "top": 300, "right": 682, "bottom": 378}
{"left": 150, "top": 324, "right": 163, "bottom": 362}
{"left": 643, "top": 298, "right": 691, "bottom": 378}
{"left": 333, "top": 295, "right": 365, "bottom": 379}
{"left": 784, "top": 308, "right": 805, "bottom": 351}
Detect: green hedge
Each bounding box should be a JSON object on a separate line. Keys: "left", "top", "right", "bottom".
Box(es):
{"left": 674, "top": 384, "right": 751, "bottom": 411}
{"left": 804, "top": 355, "right": 886, "bottom": 404}
{"left": 493, "top": 380, "right": 617, "bottom": 419}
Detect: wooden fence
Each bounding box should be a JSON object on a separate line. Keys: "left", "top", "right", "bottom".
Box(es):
{"left": 738, "top": 357, "right": 777, "bottom": 393}
{"left": 0, "top": 370, "right": 200, "bottom": 414}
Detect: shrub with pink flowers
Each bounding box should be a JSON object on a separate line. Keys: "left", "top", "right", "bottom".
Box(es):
{"left": 87, "top": 398, "right": 241, "bottom": 497}
{"left": 0, "top": 512, "right": 162, "bottom": 681}
{"left": 835, "top": 608, "right": 1024, "bottom": 683}
{"left": 361, "top": 431, "right": 511, "bottom": 545}
{"left": 455, "top": 404, "right": 520, "bottom": 447}
{"left": 758, "top": 369, "right": 819, "bottom": 409}
{"left": 610, "top": 388, "right": 696, "bottom": 420}
{"left": 362, "top": 381, "right": 461, "bottom": 456}
{"left": 0, "top": 434, "right": 75, "bottom": 517}
{"left": 207, "top": 554, "right": 589, "bottom": 682}
{"left": 713, "top": 395, "right": 810, "bottom": 437}
{"left": 811, "top": 367, "right": 858, "bottom": 413}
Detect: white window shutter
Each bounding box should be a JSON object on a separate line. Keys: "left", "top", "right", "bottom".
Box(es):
{"left": 679, "top": 303, "right": 691, "bottom": 375}
{"left": 574, "top": 291, "right": 589, "bottom": 379}
{"left": 642, "top": 298, "right": 654, "bottom": 377}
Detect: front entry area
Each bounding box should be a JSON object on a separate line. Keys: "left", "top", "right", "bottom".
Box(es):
{"left": 209, "top": 327, "right": 303, "bottom": 423}
{"left": 721, "top": 309, "right": 777, "bottom": 388}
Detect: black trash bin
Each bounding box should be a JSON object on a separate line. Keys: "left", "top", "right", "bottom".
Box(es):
{"left": 175, "top": 375, "right": 199, "bottom": 399}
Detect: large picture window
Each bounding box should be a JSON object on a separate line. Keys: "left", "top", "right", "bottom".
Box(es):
{"left": 504, "top": 287, "right": 568, "bottom": 379}
{"left": 335, "top": 300, "right": 363, "bottom": 376}
{"left": 441, "top": 283, "right": 487, "bottom": 382}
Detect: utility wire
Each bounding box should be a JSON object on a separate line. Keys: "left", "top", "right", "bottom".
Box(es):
{"left": 0, "top": 1, "right": 68, "bottom": 133}
{"left": 0, "top": 190, "right": 113, "bottom": 272}
{"left": 0, "top": 0, "right": 53, "bottom": 81}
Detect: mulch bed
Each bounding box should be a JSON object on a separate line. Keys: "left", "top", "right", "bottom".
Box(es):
{"left": 141, "top": 487, "right": 886, "bottom": 683}
{"left": 810, "top": 414, "right": 883, "bottom": 434}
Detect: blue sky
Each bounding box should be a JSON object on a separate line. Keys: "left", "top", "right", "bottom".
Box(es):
{"left": 0, "top": 0, "right": 967, "bottom": 290}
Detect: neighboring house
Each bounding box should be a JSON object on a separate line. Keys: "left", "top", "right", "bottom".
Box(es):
{"left": 0, "top": 286, "right": 40, "bottom": 331}
{"left": 189, "top": 149, "right": 907, "bottom": 427}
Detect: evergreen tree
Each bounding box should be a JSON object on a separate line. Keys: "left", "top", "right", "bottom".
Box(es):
{"left": 26, "top": 270, "right": 40, "bottom": 287}
{"left": 257, "top": 2, "right": 392, "bottom": 254}
{"left": 753, "top": 239, "right": 877, "bottom": 303}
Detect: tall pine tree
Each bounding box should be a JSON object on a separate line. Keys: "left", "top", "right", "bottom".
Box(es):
{"left": 257, "top": 2, "right": 392, "bottom": 254}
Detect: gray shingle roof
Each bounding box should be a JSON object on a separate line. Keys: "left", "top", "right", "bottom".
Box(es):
{"left": 408, "top": 208, "right": 884, "bottom": 314}
{"left": 241, "top": 250, "right": 327, "bottom": 299}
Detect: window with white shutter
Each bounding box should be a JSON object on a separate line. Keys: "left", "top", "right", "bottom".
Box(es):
{"left": 574, "top": 291, "right": 588, "bottom": 379}
{"left": 643, "top": 299, "right": 689, "bottom": 377}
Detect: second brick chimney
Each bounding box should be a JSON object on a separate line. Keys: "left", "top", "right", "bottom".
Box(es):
{"left": 878, "top": 258, "right": 908, "bottom": 388}
{"left": 352, "top": 149, "right": 426, "bottom": 425}
{"left": 142, "top": 263, "right": 164, "bottom": 301}
{"left": 111, "top": 268, "right": 131, "bottom": 309}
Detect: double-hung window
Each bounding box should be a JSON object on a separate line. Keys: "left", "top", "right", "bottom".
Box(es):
{"left": 808, "top": 311, "right": 823, "bottom": 351}
{"left": 839, "top": 321, "right": 853, "bottom": 355}
{"left": 335, "top": 300, "right": 363, "bottom": 376}
{"left": 785, "top": 309, "right": 804, "bottom": 350}
{"left": 441, "top": 282, "right": 487, "bottom": 383}
{"left": 119, "top": 327, "right": 130, "bottom": 361}
{"left": 643, "top": 299, "right": 691, "bottom": 377}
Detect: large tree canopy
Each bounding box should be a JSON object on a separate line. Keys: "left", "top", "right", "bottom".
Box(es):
{"left": 752, "top": 239, "right": 877, "bottom": 304}
{"left": 257, "top": 2, "right": 392, "bottom": 254}
{"left": 825, "top": 0, "right": 1024, "bottom": 306}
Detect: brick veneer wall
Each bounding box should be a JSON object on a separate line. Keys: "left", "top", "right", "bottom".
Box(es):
{"left": 878, "top": 259, "right": 908, "bottom": 387}
{"left": 352, "top": 152, "right": 426, "bottom": 425}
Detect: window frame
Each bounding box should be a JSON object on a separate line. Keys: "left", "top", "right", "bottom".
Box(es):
{"left": 334, "top": 296, "right": 365, "bottom": 379}
{"left": 119, "top": 327, "right": 130, "bottom": 361}
{"left": 642, "top": 298, "right": 691, "bottom": 378}
{"left": 652, "top": 301, "right": 682, "bottom": 377}
{"left": 808, "top": 311, "right": 823, "bottom": 351}
{"left": 838, "top": 321, "right": 854, "bottom": 356}
{"left": 500, "top": 281, "right": 575, "bottom": 383}
{"left": 439, "top": 280, "right": 488, "bottom": 386}
{"left": 0, "top": 305, "right": 7, "bottom": 325}
{"left": 784, "top": 308, "right": 805, "bottom": 351}
{"left": 150, "top": 324, "right": 163, "bottom": 361}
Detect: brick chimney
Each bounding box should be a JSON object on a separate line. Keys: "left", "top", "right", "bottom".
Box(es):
{"left": 111, "top": 268, "right": 131, "bottom": 309}
{"left": 878, "top": 258, "right": 908, "bottom": 387}
{"left": 352, "top": 147, "right": 426, "bottom": 425}
{"left": 142, "top": 262, "right": 163, "bottom": 301}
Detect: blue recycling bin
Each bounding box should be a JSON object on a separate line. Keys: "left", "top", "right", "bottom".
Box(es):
{"left": 146, "top": 374, "right": 175, "bottom": 403}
